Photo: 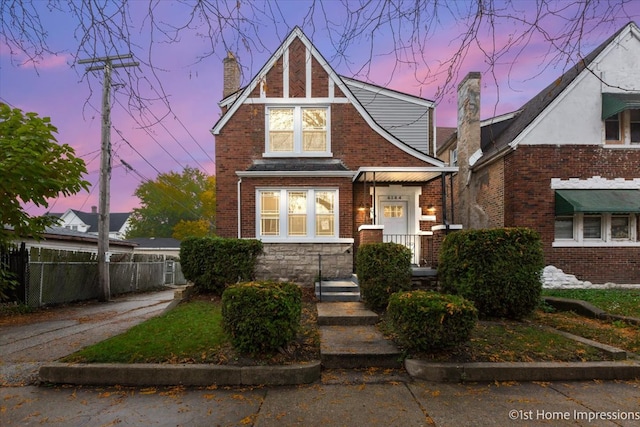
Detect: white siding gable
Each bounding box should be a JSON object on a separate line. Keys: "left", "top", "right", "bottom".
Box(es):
{"left": 514, "top": 25, "right": 640, "bottom": 147}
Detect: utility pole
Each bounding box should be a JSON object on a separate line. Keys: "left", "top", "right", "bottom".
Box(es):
{"left": 78, "top": 54, "right": 138, "bottom": 302}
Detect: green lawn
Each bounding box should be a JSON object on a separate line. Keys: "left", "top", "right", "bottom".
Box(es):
{"left": 61, "top": 291, "right": 640, "bottom": 365}
{"left": 62, "top": 300, "right": 229, "bottom": 364}
{"left": 542, "top": 289, "right": 640, "bottom": 317}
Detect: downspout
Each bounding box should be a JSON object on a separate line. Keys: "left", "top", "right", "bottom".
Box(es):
{"left": 441, "top": 172, "right": 449, "bottom": 233}
{"left": 372, "top": 172, "right": 377, "bottom": 224}
{"left": 237, "top": 178, "right": 242, "bottom": 239}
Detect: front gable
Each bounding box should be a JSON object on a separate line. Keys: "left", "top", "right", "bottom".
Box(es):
{"left": 212, "top": 26, "right": 443, "bottom": 167}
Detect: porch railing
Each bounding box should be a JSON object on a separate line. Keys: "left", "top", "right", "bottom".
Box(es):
{"left": 383, "top": 234, "right": 434, "bottom": 266}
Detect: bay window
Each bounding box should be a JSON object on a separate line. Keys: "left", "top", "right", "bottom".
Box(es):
{"left": 258, "top": 188, "right": 338, "bottom": 239}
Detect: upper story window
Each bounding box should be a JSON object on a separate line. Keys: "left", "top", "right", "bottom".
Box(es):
{"left": 604, "top": 109, "right": 640, "bottom": 145}
{"left": 266, "top": 107, "right": 330, "bottom": 156}
{"left": 450, "top": 148, "right": 458, "bottom": 166}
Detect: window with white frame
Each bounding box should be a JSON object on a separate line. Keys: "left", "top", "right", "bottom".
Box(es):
{"left": 257, "top": 189, "right": 338, "bottom": 239}
{"left": 554, "top": 213, "right": 637, "bottom": 244}
{"left": 266, "top": 107, "right": 329, "bottom": 155}
{"left": 604, "top": 109, "right": 640, "bottom": 145}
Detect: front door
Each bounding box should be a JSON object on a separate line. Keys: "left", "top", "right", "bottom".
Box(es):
{"left": 380, "top": 201, "right": 408, "bottom": 236}
{"left": 380, "top": 200, "right": 418, "bottom": 264}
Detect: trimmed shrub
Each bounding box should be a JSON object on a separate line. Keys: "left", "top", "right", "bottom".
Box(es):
{"left": 387, "top": 290, "right": 477, "bottom": 351}
{"left": 438, "top": 228, "right": 544, "bottom": 319}
{"left": 356, "top": 242, "right": 412, "bottom": 312}
{"left": 221, "top": 281, "right": 302, "bottom": 354}
{"left": 180, "top": 237, "right": 263, "bottom": 295}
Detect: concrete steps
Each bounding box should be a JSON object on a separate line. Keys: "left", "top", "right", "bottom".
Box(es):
{"left": 315, "top": 275, "right": 360, "bottom": 302}
{"left": 317, "top": 302, "right": 402, "bottom": 369}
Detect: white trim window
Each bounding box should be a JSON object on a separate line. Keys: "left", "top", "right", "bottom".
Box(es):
{"left": 554, "top": 213, "right": 638, "bottom": 246}
{"left": 265, "top": 106, "right": 330, "bottom": 156}
{"left": 605, "top": 109, "right": 640, "bottom": 145}
{"left": 257, "top": 188, "right": 338, "bottom": 240}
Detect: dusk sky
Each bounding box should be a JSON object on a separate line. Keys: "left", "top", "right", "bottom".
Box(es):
{"left": 2, "top": 1, "right": 639, "bottom": 217}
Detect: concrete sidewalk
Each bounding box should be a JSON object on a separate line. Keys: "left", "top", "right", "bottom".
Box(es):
{"left": 0, "top": 288, "right": 177, "bottom": 386}
{"left": 2, "top": 377, "right": 639, "bottom": 426}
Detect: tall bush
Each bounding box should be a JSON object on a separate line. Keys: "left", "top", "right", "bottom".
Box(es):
{"left": 222, "top": 281, "right": 301, "bottom": 354}
{"left": 356, "top": 242, "right": 412, "bottom": 312}
{"left": 439, "top": 228, "right": 544, "bottom": 319}
{"left": 180, "top": 237, "right": 263, "bottom": 295}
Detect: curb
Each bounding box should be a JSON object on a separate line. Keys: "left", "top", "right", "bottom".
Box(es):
{"left": 39, "top": 361, "right": 322, "bottom": 387}
{"left": 543, "top": 296, "right": 640, "bottom": 326}
{"left": 405, "top": 359, "right": 640, "bottom": 382}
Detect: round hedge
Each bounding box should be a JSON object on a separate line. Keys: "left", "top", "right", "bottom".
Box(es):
{"left": 221, "top": 281, "right": 301, "bottom": 354}
{"left": 387, "top": 290, "right": 477, "bottom": 352}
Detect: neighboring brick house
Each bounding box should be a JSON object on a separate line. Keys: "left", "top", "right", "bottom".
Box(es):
{"left": 439, "top": 22, "right": 640, "bottom": 284}
{"left": 212, "top": 27, "right": 458, "bottom": 284}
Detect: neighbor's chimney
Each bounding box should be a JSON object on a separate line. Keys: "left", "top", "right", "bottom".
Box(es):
{"left": 456, "top": 72, "right": 481, "bottom": 229}
{"left": 91, "top": 206, "right": 97, "bottom": 214}
{"left": 223, "top": 52, "right": 240, "bottom": 98}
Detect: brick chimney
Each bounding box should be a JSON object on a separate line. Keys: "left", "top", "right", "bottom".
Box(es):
{"left": 223, "top": 52, "right": 240, "bottom": 98}
{"left": 456, "top": 72, "right": 485, "bottom": 229}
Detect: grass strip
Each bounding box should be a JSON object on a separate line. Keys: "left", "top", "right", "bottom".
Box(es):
{"left": 62, "top": 300, "right": 228, "bottom": 364}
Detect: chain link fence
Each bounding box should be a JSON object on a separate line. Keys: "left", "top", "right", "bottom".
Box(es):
{"left": 20, "top": 248, "right": 186, "bottom": 308}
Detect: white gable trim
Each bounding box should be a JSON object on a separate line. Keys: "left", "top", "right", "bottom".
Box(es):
{"left": 509, "top": 23, "right": 639, "bottom": 149}
{"left": 211, "top": 27, "right": 445, "bottom": 167}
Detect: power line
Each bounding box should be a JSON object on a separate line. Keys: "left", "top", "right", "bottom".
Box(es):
{"left": 116, "top": 154, "right": 202, "bottom": 218}
{"left": 113, "top": 98, "right": 187, "bottom": 171}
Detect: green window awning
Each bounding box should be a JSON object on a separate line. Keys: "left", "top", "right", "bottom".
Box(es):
{"left": 555, "top": 189, "right": 640, "bottom": 215}
{"left": 602, "top": 93, "right": 640, "bottom": 119}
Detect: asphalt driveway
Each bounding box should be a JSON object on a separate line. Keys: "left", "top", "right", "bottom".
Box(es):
{"left": 0, "top": 288, "right": 176, "bottom": 386}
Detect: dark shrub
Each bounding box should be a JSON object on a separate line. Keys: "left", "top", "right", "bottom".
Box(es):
{"left": 221, "top": 281, "right": 302, "bottom": 354}
{"left": 438, "top": 228, "right": 544, "bottom": 319}
{"left": 387, "top": 290, "right": 477, "bottom": 351}
{"left": 356, "top": 242, "right": 412, "bottom": 312}
{"left": 180, "top": 237, "right": 263, "bottom": 295}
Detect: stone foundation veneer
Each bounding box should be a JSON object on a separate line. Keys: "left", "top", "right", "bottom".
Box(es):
{"left": 255, "top": 243, "right": 354, "bottom": 285}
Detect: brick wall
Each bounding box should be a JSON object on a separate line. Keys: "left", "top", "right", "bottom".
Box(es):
{"left": 473, "top": 159, "right": 505, "bottom": 228}
{"left": 503, "top": 145, "right": 640, "bottom": 283}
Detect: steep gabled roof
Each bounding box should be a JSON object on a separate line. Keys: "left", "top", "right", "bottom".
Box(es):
{"left": 67, "top": 210, "right": 131, "bottom": 233}
{"left": 211, "top": 26, "right": 444, "bottom": 167}
{"left": 477, "top": 21, "right": 639, "bottom": 165}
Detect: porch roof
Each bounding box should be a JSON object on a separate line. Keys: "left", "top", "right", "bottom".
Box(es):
{"left": 353, "top": 166, "right": 458, "bottom": 183}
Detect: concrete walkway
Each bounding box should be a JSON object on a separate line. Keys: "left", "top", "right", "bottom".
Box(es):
{"left": 318, "top": 302, "right": 402, "bottom": 369}
{"left": 0, "top": 288, "right": 176, "bottom": 386}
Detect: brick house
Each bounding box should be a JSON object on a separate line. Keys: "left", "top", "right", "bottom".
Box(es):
{"left": 212, "top": 27, "right": 458, "bottom": 285}
{"left": 438, "top": 22, "right": 640, "bottom": 284}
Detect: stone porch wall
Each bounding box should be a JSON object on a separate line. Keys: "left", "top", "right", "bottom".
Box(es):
{"left": 255, "top": 243, "right": 354, "bottom": 286}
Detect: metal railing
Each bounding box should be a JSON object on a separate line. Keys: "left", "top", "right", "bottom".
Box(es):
{"left": 382, "top": 234, "right": 434, "bottom": 266}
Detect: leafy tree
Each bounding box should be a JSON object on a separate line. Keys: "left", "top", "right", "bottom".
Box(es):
{"left": 126, "top": 167, "right": 216, "bottom": 239}
{"left": 0, "top": 103, "right": 89, "bottom": 246}
{"left": 0, "top": 103, "right": 88, "bottom": 298}
{"left": 172, "top": 219, "right": 211, "bottom": 240}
